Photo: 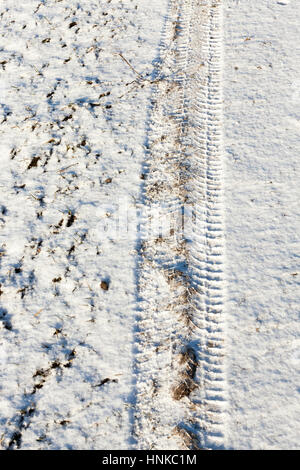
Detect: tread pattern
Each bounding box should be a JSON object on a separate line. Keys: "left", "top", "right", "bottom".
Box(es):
{"left": 134, "top": 0, "right": 226, "bottom": 450}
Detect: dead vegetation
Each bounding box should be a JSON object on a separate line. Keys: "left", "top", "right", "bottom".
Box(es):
{"left": 93, "top": 377, "right": 118, "bottom": 388}
{"left": 172, "top": 347, "right": 197, "bottom": 400}
{"left": 135, "top": 0, "right": 201, "bottom": 448}
{"left": 173, "top": 425, "right": 201, "bottom": 450}
{"left": 0, "top": 0, "right": 150, "bottom": 450}
{"left": 7, "top": 351, "right": 77, "bottom": 450}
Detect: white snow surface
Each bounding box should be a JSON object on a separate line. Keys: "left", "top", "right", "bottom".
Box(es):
{"left": 0, "top": 0, "right": 299, "bottom": 450}
{"left": 224, "top": 0, "right": 300, "bottom": 450}
{"left": 0, "top": 0, "right": 167, "bottom": 450}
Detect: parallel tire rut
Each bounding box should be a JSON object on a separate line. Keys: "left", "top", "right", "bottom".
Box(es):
{"left": 134, "top": 0, "right": 226, "bottom": 450}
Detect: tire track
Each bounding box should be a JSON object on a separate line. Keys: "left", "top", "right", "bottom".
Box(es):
{"left": 134, "top": 0, "right": 226, "bottom": 450}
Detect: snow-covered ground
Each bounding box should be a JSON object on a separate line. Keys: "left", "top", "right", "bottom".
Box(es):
{"left": 224, "top": 0, "right": 300, "bottom": 449}
{"left": 0, "top": 0, "right": 167, "bottom": 450}
{"left": 0, "top": 0, "right": 299, "bottom": 450}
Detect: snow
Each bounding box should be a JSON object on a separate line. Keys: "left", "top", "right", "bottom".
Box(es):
{"left": 224, "top": 0, "right": 300, "bottom": 449}
{"left": 0, "top": 0, "right": 299, "bottom": 450}
{"left": 0, "top": 0, "right": 167, "bottom": 450}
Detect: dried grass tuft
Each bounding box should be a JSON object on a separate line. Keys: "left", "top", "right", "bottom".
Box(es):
{"left": 172, "top": 347, "right": 197, "bottom": 400}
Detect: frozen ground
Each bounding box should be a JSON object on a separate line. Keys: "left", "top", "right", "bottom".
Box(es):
{"left": 224, "top": 0, "right": 300, "bottom": 449}
{"left": 0, "top": 0, "right": 299, "bottom": 450}
{"left": 0, "top": 0, "right": 167, "bottom": 450}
